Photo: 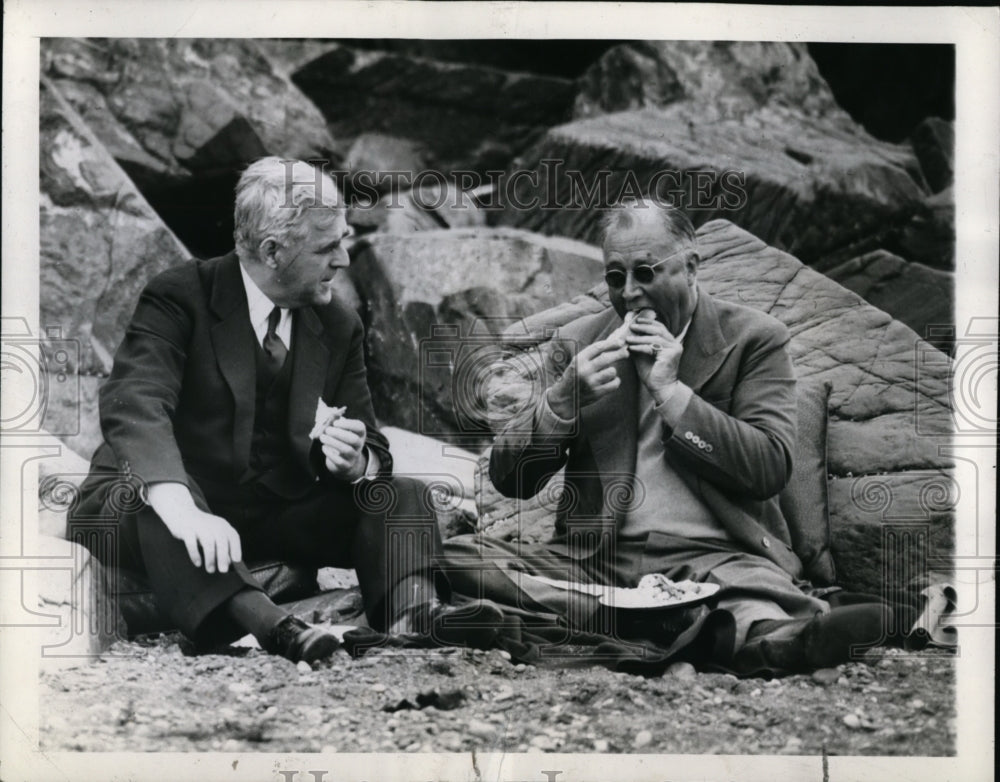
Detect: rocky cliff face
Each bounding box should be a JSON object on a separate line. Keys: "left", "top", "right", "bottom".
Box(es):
{"left": 36, "top": 38, "right": 956, "bottom": 595}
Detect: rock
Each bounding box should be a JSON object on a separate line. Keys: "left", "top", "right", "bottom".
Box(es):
{"left": 344, "top": 133, "right": 429, "bottom": 189}
{"left": 371, "top": 683, "right": 386, "bottom": 693}
{"left": 574, "top": 41, "right": 849, "bottom": 123}
{"left": 296, "top": 661, "right": 312, "bottom": 674}
{"left": 42, "top": 38, "right": 340, "bottom": 259}
{"left": 895, "top": 187, "right": 955, "bottom": 271}
{"left": 478, "top": 220, "right": 954, "bottom": 594}
{"left": 382, "top": 428, "right": 477, "bottom": 499}
{"left": 499, "top": 102, "right": 926, "bottom": 265}
{"left": 349, "top": 228, "right": 604, "bottom": 446}
{"left": 843, "top": 713, "right": 862, "bottom": 729}
{"left": 349, "top": 184, "right": 486, "bottom": 235}
{"left": 416, "top": 689, "right": 466, "bottom": 711}
{"left": 467, "top": 718, "right": 495, "bottom": 740}
{"left": 43, "top": 38, "right": 337, "bottom": 180}
{"left": 40, "top": 78, "right": 191, "bottom": 378}
{"left": 593, "top": 738, "right": 610, "bottom": 752}
{"left": 35, "top": 433, "right": 92, "bottom": 539}
{"left": 34, "top": 536, "right": 126, "bottom": 670}
{"left": 909, "top": 117, "right": 954, "bottom": 193}
{"left": 632, "top": 729, "right": 653, "bottom": 748}
{"left": 530, "top": 735, "right": 558, "bottom": 750}
{"left": 666, "top": 662, "right": 698, "bottom": 680}
{"left": 289, "top": 43, "right": 576, "bottom": 174}
{"left": 824, "top": 250, "right": 953, "bottom": 351}
{"left": 811, "top": 668, "right": 840, "bottom": 686}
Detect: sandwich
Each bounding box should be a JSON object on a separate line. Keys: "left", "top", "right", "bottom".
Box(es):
{"left": 309, "top": 399, "right": 347, "bottom": 440}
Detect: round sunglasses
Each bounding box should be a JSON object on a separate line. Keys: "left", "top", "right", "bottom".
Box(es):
{"left": 604, "top": 248, "right": 692, "bottom": 291}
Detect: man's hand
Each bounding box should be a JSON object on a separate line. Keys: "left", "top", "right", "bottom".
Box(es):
{"left": 625, "top": 313, "right": 683, "bottom": 401}
{"left": 147, "top": 483, "right": 242, "bottom": 574}
{"left": 320, "top": 416, "right": 369, "bottom": 481}
{"left": 547, "top": 338, "right": 629, "bottom": 418}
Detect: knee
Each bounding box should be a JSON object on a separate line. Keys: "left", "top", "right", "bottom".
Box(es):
{"left": 354, "top": 475, "right": 437, "bottom": 521}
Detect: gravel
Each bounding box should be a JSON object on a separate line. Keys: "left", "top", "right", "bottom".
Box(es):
{"left": 40, "top": 635, "right": 955, "bottom": 755}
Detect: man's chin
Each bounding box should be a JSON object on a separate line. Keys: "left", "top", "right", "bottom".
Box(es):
{"left": 312, "top": 285, "right": 336, "bottom": 306}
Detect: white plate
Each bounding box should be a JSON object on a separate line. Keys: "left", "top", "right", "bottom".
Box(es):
{"left": 519, "top": 573, "right": 719, "bottom": 609}
{"left": 518, "top": 573, "right": 606, "bottom": 596}
{"left": 600, "top": 581, "right": 719, "bottom": 609}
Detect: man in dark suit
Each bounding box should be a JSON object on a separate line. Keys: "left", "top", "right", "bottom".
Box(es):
{"left": 445, "top": 198, "right": 887, "bottom": 673}
{"left": 71, "top": 157, "right": 497, "bottom": 662}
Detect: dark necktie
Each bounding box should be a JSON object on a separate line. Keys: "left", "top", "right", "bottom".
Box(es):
{"left": 262, "top": 306, "right": 287, "bottom": 374}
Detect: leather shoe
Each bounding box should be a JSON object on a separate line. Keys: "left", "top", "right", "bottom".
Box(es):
{"left": 264, "top": 615, "right": 340, "bottom": 663}
{"left": 734, "top": 603, "right": 889, "bottom": 674}
{"left": 391, "top": 600, "right": 504, "bottom": 650}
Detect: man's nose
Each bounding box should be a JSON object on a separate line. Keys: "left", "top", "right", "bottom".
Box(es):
{"left": 331, "top": 246, "right": 350, "bottom": 268}
{"left": 623, "top": 273, "right": 642, "bottom": 299}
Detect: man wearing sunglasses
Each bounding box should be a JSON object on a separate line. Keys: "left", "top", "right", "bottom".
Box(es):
{"left": 447, "top": 197, "right": 887, "bottom": 674}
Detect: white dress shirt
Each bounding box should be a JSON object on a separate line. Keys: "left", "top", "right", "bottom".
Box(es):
{"left": 238, "top": 262, "right": 379, "bottom": 482}
{"left": 240, "top": 262, "right": 292, "bottom": 350}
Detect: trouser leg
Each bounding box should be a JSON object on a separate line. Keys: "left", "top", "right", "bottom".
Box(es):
{"left": 262, "top": 476, "right": 445, "bottom": 633}
{"left": 443, "top": 534, "right": 605, "bottom": 627}
{"left": 118, "top": 501, "right": 260, "bottom": 645}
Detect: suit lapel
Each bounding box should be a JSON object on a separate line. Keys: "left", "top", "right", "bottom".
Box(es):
{"left": 677, "top": 291, "right": 736, "bottom": 395}
{"left": 287, "top": 305, "right": 330, "bottom": 471}
{"left": 209, "top": 254, "right": 257, "bottom": 478}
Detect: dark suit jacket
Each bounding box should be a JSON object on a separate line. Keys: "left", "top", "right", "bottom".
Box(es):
{"left": 84, "top": 252, "right": 391, "bottom": 507}
{"left": 489, "top": 290, "right": 803, "bottom": 578}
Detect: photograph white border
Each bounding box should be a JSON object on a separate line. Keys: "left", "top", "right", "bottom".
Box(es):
{"left": 3, "top": 2, "right": 997, "bottom": 781}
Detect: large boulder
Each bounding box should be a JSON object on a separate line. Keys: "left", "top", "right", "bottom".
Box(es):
{"left": 894, "top": 187, "right": 955, "bottom": 271}
{"left": 39, "top": 78, "right": 190, "bottom": 380}
{"left": 348, "top": 228, "right": 604, "bottom": 448}
{"left": 382, "top": 427, "right": 478, "bottom": 539}
{"left": 348, "top": 182, "right": 486, "bottom": 235}
{"left": 824, "top": 250, "right": 954, "bottom": 350}
{"left": 42, "top": 38, "right": 341, "bottom": 259}
{"left": 574, "top": 41, "right": 850, "bottom": 124}
{"left": 498, "top": 102, "right": 928, "bottom": 265}
{"left": 34, "top": 535, "right": 126, "bottom": 670}
{"left": 477, "top": 219, "right": 953, "bottom": 596}
{"left": 42, "top": 38, "right": 338, "bottom": 180}
{"left": 289, "top": 43, "right": 577, "bottom": 174}
{"left": 909, "top": 117, "right": 954, "bottom": 194}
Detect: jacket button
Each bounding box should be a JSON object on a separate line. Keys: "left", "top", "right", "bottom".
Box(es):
{"left": 697, "top": 441, "right": 706, "bottom": 450}
{"left": 762, "top": 536, "right": 771, "bottom": 548}
{"left": 705, "top": 444, "right": 714, "bottom": 453}
{"left": 684, "top": 431, "right": 693, "bottom": 440}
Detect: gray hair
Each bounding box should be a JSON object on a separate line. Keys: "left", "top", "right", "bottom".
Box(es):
{"left": 601, "top": 197, "right": 697, "bottom": 248}
{"left": 233, "top": 157, "right": 343, "bottom": 261}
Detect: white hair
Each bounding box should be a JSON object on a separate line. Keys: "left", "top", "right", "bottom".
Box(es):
{"left": 233, "top": 157, "right": 342, "bottom": 261}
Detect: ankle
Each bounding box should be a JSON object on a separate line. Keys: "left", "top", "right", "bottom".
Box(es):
{"left": 224, "top": 588, "right": 288, "bottom": 641}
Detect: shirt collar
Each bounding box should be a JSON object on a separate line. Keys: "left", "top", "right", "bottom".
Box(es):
{"left": 238, "top": 261, "right": 279, "bottom": 332}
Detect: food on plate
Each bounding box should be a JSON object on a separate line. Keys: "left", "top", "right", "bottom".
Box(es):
{"left": 308, "top": 399, "right": 347, "bottom": 440}
{"left": 634, "top": 573, "right": 707, "bottom": 602}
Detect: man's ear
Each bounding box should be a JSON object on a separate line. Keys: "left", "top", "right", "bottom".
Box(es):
{"left": 686, "top": 250, "right": 700, "bottom": 279}
{"left": 258, "top": 237, "right": 281, "bottom": 270}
